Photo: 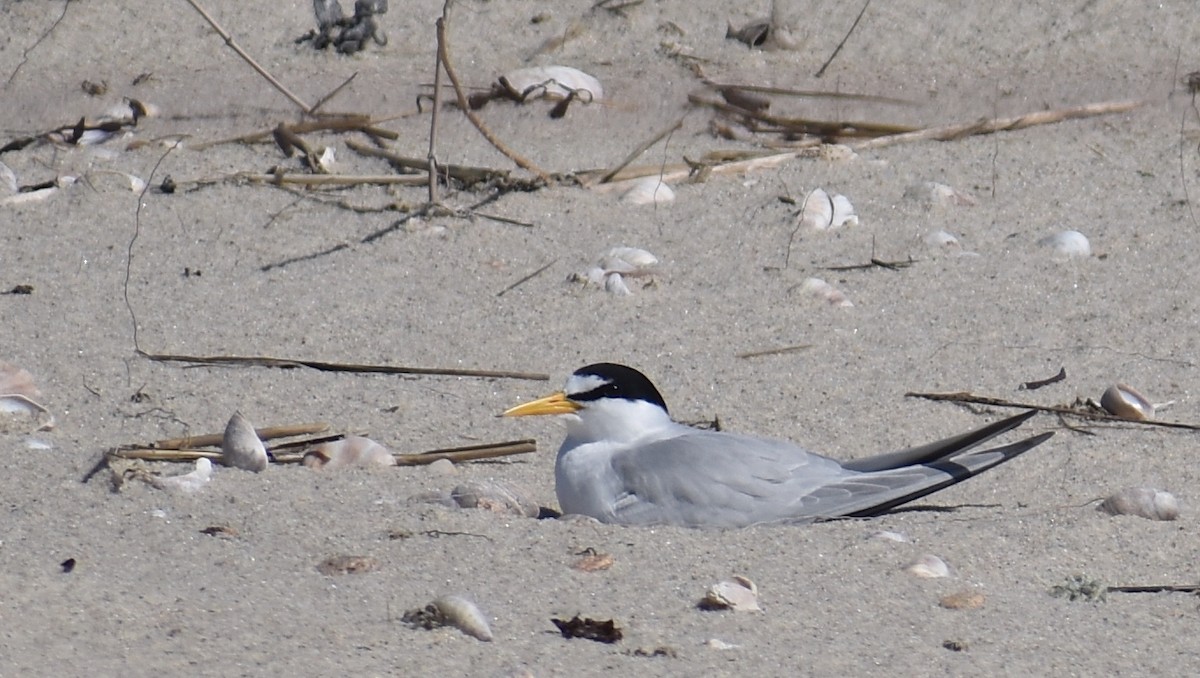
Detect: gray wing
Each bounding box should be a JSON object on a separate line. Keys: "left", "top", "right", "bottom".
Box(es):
{"left": 607, "top": 425, "right": 1053, "bottom": 528}
{"left": 842, "top": 410, "right": 1038, "bottom": 472}
{"left": 608, "top": 431, "right": 849, "bottom": 527}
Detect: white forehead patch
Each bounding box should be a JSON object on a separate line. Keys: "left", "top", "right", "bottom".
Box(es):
{"left": 564, "top": 373, "right": 610, "bottom": 397}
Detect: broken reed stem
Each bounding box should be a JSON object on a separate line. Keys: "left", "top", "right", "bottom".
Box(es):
{"left": 345, "top": 139, "right": 510, "bottom": 185}
{"left": 242, "top": 172, "right": 429, "bottom": 187}
{"left": 310, "top": 72, "right": 359, "bottom": 114}
{"left": 814, "top": 0, "right": 871, "bottom": 78}
{"left": 194, "top": 117, "right": 399, "bottom": 150}
{"left": 593, "top": 113, "right": 687, "bottom": 185}
{"left": 180, "top": 0, "right": 314, "bottom": 113}
{"left": 138, "top": 350, "right": 551, "bottom": 381}
{"left": 435, "top": 12, "right": 552, "bottom": 182}
{"left": 906, "top": 390, "right": 1200, "bottom": 431}
{"left": 851, "top": 99, "right": 1144, "bottom": 151}
{"left": 152, "top": 422, "right": 331, "bottom": 450}
{"left": 111, "top": 438, "right": 538, "bottom": 465}
{"left": 427, "top": 11, "right": 445, "bottom": 205}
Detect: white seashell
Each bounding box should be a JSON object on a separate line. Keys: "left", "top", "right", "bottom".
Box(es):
{"left": 24, "top": 437, "right": 53, "bottom": 450}
{"left": 1, "top": 186, "right": 57, "bottom": 207}
{"left": 147, "top": 458, "right": 213, "bottom": 494}
{"left": 0, "top": 362, "right": 53, "bottom": 431}
{"left": 499, "top": 66, "right": 603, "bottom": 103}
{"left": 797, "top": 277, "right": 853, "bottom": 308}
{"left": 924, "top": 230, "right": 960, "bottom": 249}
{"left": 621, "top": 176, "right": 675, "bottom": 206}
{"left": 76, "top": 129, "right": 119, "bottom": 146}
{"left": 599, "top": 247, "right": 658, "bottom": 275}
{"left": 220, "top": 412, "right": 268, "bottom": 472}
{"left": 699, "top": 575, "right": 761, "bottom": 612}
{"left": 830, "top": 193, "right": 859, "bottom": 227}
{"left": 705, "top": 638, "right": 741, "bottom": 650}
{"left": 799, "top": 188, "right": 832, "bottom": 229}
{"left": 604, "top": 272, "right": 632, "bottom": 296}
{"left": 1099, "top": 383, "right": 1154, "bottom": 421}
{"left": 434, "top": 595, "right": 494, "bottom": 641}
{"left": 905, "top": 554, "right": 951, "bottom": 578}
{"left": 1099, "top": 487, "right": 1179, "bottom": 521}
{"left": 905, "top": 181, "right": 977, "bottom": 207}
{"left": 302, "top": 435, "right": 395, "bottom": 470}
{"left": 314, "top": 146, "right": 336, "bottom": 173}
{"left": 800, "top": 188, "right": 857, "bottom": 230}
{"left": 1038, "top": 230, "right": 1091, "bottom": 259}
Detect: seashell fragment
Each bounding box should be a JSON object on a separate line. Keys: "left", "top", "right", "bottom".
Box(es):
{"left": 571, "top": 246, "right": 658, "bottom": 296}
{"left": 316, "top": 554, "right": 379, "bottom": 575}
{"left": 620, "top": 176, "right": 675, "bottom": 206}
{"left": 796, "top": 277, "right": 853, "bottom": 307}
{"left": 1099, "top": 383, "right": 1154, "bottom": 421}
{"left": 451, "top": 480, "right": 540, "bottom": 518}
{"left": 905, "top": 181, "right": 977, "bottom": 208}
{"left": 905, "top": 554, "right": 951, "bottom": 579}
{"left": 705, "top": 638, "right": 740, "bottom": 650}
{"left": 499, "top": 66, "right": 603, "bottom": 103}
{"left": 302, "top": 435, "right": 395, "bottom": 470}
{"left": 144, "top": 458, "right": 213, "bottom": 494}
{"left": 0, "top": 362, "right": 53, "bottom": 431}
{"left": 599, "top": 246, "right": 658, "bottom": 274}
{"left": 604, "top": 272, "right": 631, "bottom": 296}
{"left": 0, "top": 161, "right": 17, "bottom": 194}
{"left": 404, "top": 595, "right": 493, "bottom": 641}
{"left": 1099, "top": 487, "right": 1179, "bottom": 521}
{"left": 571, "top": 551, "right": 615, "bottom": 572}
{"left": 220, "top": 412, "right": 268, "bottom": 472}
{"left": 939, "top": 590, "right": 986, "bottom": 610}
{"left": 1038, "top": 230, "right": 1091, "bottom": 260}
{"left": 869, "top": 529, "right": 909, "bottom": 543}
{"left": 698, "top": 575, "right": 761, "bottom": 612}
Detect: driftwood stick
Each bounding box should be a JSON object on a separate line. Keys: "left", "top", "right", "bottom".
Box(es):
{"left": 181, "top": 0, "right": 313, "bottom": 113}
{"left": 151, "top": 422, "right": 331, "bottom": 450}
{"left": 852, "top": 100, "right": 1144, "bottom": 151}
{"left": 906, "top": 390, "right": 1200, "bottom": 431}
{"left": 345, "top": 139, "right": 510, "bottom": 185}
{"left": 392, "top": 439, "right": 538, "bottom": 465}
{"left": 110, "top": 438, "right": 537, "bottom": 465}
{"left": 139, "top": 350, "right": 550, "bottom": 381}
{"left": 242, "top": 172, "right": 429, "bottom": 187}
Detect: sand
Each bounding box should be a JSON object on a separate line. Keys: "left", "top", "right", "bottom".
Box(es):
{"left": 3, "top": 0, "right": 1200, "bottom": 674}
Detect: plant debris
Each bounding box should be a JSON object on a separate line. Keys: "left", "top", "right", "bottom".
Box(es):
{"left": 551, "top": 615, "right": 622, "bottom": 643}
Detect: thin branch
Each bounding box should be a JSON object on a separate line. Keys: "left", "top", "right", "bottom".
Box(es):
{"left": 435, "top": 7, "right": 552, "bottom": 182}
{"left": 814, "top": 0, "right": 871, "bottom": 78}
{"left": 905, "top": 390, "right": 1200, "bottom": 431}
{"left": 851, "top": 100, "right": 1144, "bottom": 151}
{"left": 497, "top": 259, "right": 557, "bottom": 297}
{"left": 180, "top": 0, "right": 314, "bottom": 113}
{"left": 592, "top": 113, "right": 687, "bottom": 185}
{"left": 137, "top": 350, "right": 551, "bottom": 381}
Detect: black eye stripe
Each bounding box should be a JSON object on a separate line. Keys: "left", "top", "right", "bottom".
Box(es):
{"left": 571, "top": 363, "right": 669, "bottom": 414}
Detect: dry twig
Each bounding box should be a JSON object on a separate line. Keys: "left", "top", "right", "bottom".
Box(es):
{"left": 138, "top": 350, "right": 550, "bottom": 381}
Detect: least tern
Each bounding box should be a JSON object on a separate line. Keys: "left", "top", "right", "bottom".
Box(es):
{"left": 503, "top": 363, "right": 1053, "bottom": 527}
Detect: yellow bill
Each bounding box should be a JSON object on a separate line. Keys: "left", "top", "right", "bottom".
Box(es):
{"left": 502, "top": 391, "right": 582, "bottom": 417}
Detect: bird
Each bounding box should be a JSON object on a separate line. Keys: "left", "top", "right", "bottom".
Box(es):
{"left": 503, "top": 362, "right": 1053, "bottom": 528}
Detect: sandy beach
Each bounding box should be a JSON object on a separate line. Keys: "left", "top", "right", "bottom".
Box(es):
{"left": 3, "top": 0, "right": 1200, "bottom": 674}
